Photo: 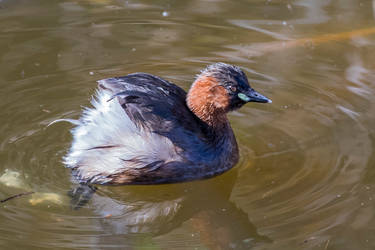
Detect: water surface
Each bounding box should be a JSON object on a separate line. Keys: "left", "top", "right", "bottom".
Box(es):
{"left": 1, "top": 0, "right": 375, "bottom": 249}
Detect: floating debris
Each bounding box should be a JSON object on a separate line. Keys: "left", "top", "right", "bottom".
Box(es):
{"left": 29, "top": 192, "right": 64, "bottom": 206}
{"left": 0, "top": 169, "right": 64, "bottom": 206}
{"left": 0, "top": 169, "right": 29, "bottom": 189}
{"left": 1, "top": 191, "right": 35, "bottom": 203}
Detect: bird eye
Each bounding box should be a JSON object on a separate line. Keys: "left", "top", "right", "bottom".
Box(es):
{"left": 229, "top": 86, "right": 237, "bottom": 92}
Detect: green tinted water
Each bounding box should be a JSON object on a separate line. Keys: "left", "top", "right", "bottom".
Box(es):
{"left": 1, "top": 0, "right": 375, "bottom": 249}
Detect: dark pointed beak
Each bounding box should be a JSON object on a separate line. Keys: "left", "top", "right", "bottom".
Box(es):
{"left": 238, "top": 89, "right": 272, "bottom": 103}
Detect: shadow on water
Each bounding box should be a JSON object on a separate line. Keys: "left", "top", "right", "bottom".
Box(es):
{"left": 69, "top": 169, "right": 271, "bottom": 249}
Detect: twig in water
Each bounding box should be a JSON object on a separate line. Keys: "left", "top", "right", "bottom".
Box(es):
{"left": 324, "top": 239, "right": 330, "bottom": 250}
{"left": 1, "top": 191, "right": 35, "bottom": 203}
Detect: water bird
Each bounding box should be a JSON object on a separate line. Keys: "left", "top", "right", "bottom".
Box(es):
{"left": 61, "top": 63, "right": 271, "bottom": 185}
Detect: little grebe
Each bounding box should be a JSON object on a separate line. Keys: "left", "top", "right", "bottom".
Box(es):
{"left": 63, "top": 63, "right": 271, "bottom": 185}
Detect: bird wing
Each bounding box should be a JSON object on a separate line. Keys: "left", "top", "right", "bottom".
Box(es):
{"left": 97, "top": 73, "right": 206, "bottom": 139}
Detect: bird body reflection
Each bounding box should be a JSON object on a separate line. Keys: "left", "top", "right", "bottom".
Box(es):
{"left": 71, "top": 169, "right": 270, "bottom": 249}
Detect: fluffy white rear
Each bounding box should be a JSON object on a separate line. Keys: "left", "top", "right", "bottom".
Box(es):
{"left": 64, "top": 89, "right": 180, "bottom": 184}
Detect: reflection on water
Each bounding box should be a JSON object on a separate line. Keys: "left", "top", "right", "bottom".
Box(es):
{"left": 78, "top": 170, "right": 269, "bottom": 249}
{"left": 1, "top": 0, "right": 375, "bottom": 249}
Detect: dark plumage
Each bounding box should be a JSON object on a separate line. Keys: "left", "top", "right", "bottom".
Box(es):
{"left": 63, "top": 63, "right": 271, "bottom": 185}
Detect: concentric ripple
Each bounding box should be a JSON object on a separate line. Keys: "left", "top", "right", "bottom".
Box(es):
{"left": 1, "top": 0, "right": 375, "bottom": 249}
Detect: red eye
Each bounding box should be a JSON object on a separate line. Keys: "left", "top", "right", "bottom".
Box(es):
{"left": 229, "top": 86, "right": 237, "bottom": 92}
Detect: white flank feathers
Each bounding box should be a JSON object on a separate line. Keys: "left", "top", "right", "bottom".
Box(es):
{"left": 64, "top": 89, "right": 180, "bottom": 183}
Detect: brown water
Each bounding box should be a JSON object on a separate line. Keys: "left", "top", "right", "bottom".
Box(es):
{"left": 1, "top": 0, "right": 375, "bottom": 249}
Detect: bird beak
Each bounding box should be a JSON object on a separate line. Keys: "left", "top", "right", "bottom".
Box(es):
{"left": 238, "top": 89, "right": 272, "bottom": 103}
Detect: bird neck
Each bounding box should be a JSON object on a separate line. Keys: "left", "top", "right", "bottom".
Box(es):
{"left": 186, "top": 75, "right": 229, "bottom": 128}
